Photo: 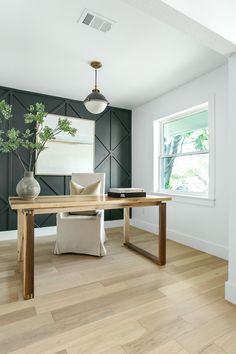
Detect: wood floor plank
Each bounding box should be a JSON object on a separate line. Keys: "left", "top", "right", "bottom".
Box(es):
{"left": 143, "top": 340, "right": 187, "bottom": 354}
{"left": 182, "top": 298, "right": 234, "bottom": 326}
{"left": 0, "top": 227, "right": 232, "bottom": 354}
{"left": 159, "top": 266, "right": 227, "bottom": 295}
{"left": 177, "top": 310, "right": 236, "bottom": 353}
{"left": 123, "top": 317, "right": 193, "bottom": 354}
{"left": 199, "top": 343, "right": 226, "bottom": 353}
{"left": 193, "top": 274, "right": 228, "bottom": 293}
{"left": 35, "top": 282, "right": 125, "bottom": 314}
{"left": 66, "top": 321, "right": 146, "bottom": 354}
{"left": 0, "top": 312, "right": 55, "bottom": 353}
{"left": 0, "top": 306, "right": 36, "bottom": 327}
{"left": 215, "top": 329, "right": 236, "bottom": 353}
{"left": 51, "top": 281, "right": 164, "bottom": 322}
{"left": 101, "top": 346, "right": 126, "bottom": 354}
{"left": 171, "top": 253, "right": 211, "bottom": 267}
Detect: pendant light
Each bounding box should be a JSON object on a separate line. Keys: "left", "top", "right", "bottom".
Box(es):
{"left": 83, "top": 61, "right": 109, "bottom": 114}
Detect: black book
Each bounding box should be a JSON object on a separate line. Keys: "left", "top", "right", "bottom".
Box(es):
{"left": 108, "top": 191, "right": 146, "bottom": 198}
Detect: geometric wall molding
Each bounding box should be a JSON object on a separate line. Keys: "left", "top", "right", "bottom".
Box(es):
{"left": 0, "top": 86, "right": 131, "bottom": 231}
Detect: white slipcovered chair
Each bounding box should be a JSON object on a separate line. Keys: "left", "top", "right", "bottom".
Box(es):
{"left": 54, "top": 173, "right": 106, "bottom": 256}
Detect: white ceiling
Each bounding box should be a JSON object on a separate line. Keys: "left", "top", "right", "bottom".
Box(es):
{"left": 162, "top": 0, "right": 236, "bottom": 45}
{"left": 0, "top": 0, "right": 226, "bottom": 109}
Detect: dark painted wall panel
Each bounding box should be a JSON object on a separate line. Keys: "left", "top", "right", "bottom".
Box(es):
{"left": 0, "top": 86, "right": 131, "bottom": 231}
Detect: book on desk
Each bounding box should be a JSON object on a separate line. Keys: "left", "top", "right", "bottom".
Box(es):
{"left": 108, "top": 188, "right": 146, "bottom": 198}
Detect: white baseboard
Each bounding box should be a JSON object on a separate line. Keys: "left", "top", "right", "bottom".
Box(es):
{"left": 168, "top": 228, "right": 228, "bottom": 260}
{"left": 131, "top": 218, "right": 228, "bottom": 260}
{"left": 130, "top": 219, "right": 157, "bottom": 234}
{"left": 0, "top": 229, "right": 17, "bottom": 241}
{"left": 0, "top": 219, "right": 228, "bottom": 260}
{"left": 0, "top": 220, "right": 124, "bottom": 241}
{"left": 104, "top": 220, "right": 123, "bottom": 228}
{"left": 225, "top": 281, "right": 236, "bottom": 304}
{"left": 0, "top": 226, "right": 57, "bottom": 240}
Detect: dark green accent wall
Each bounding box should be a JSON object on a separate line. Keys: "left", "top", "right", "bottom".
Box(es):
{"left": 0, "top": 86, "right": 131, "bottom": 231}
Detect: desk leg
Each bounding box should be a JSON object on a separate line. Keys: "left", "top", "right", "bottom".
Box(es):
{"left": 123, "top": 207, "right": 130, "bottom": 243}
{"left": 124, "top": 203, "right": 167, "bottom": 265}
{"left": 17, "top": 210, "right": 25, "bottom": 262}
{"left": 23, "top": 210, "right": 35, "bottom": 300}
{"left": 158, "top": 202, "right": 166, "bottom": 265}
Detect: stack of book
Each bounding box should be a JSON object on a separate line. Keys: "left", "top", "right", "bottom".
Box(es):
{"left": 108, "top": 188, "right": 146, "bottom": 198}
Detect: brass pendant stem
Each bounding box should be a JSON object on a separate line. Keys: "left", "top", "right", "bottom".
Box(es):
{"left": 95, "top": 69, "right": 97, "bottom": 90}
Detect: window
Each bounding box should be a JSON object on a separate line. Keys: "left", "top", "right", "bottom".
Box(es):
{"left": 154, "top": 102, "right": 214, "bottom": 199}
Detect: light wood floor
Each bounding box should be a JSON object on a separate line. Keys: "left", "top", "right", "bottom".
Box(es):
{"left": 0, "top": 226, "right": 235, "bottom": 354}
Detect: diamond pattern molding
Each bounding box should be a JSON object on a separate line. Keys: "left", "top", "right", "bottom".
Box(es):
{"left": 0, "top": 87, "right": 131, "bottom": 231}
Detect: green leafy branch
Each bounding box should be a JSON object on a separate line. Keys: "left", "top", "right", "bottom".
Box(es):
{"left": 0, "top": 100, "right": 77, "bottom": 172}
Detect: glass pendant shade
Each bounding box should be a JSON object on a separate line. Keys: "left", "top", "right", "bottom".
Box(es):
{"left": 83, "top": 61, "right": 109, "bottom": 114}
{"left": 84, "top": 89, "right": 109, "bottom": 114}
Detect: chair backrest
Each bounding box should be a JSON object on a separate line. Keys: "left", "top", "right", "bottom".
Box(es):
{"left": 71, "top": 173, "right": 105, "bottom": 194}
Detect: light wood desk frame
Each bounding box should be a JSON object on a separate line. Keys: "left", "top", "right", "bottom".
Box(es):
{"left": 9, "top": 195, "right": 171, "bottom": 300}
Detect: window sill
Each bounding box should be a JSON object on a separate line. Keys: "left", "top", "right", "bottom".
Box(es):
{"left": 153, "top": 191, "right": 215, "bottom": 207}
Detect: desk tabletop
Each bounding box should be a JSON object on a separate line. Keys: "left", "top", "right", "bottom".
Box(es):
{"left": 9, "top": 194, "right": 171, "bottom": 213}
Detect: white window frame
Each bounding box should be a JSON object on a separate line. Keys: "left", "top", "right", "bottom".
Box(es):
{"left": 153, "top": 99, "right": 215, "bottom": 204}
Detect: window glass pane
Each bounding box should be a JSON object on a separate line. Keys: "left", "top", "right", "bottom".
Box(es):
{"left": 161, "top": 154, "right": 208, "bottom": 193}
{"left": 163, "top": 111, "right": 208, "bottom": 155}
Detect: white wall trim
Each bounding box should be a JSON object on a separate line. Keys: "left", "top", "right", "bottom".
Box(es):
{"left": 167, "top": 228, "right": 228, "bottom": 260}
{"left": 153, "top": 192, "right": 215, "bottom": 207}
{"left": 130, "top": 219, "right": 157, "bottom": 234}
{"left": 131, "top": 218, "right": 228, "bottom": 260}
{"left": 0, "top": 219, "right": 227, "bottom": 260}
{"left": 104, "top": 220, "right": 124, "bottom": 228}
{"left": 225, "top": 281, "right": 236, "bottom": 304}
{"left": 0, "top": 229, "right": 17, "bottom": 241}
{"left": 0, "top": 226, "right": 58, "bottom": 241}
{"left": 0, "top": 220, "right": 124, "bottom": 241}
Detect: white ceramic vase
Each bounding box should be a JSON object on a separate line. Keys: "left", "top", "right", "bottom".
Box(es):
{"left": 16, "top": 171, "right": 40, "bottom": 200}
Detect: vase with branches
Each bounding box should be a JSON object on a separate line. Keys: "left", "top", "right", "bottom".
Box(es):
{"left": 0, "top": 100, "right": 77, "bottom": 199}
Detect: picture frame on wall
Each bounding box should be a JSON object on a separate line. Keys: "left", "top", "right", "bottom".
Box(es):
{"left": 35, "top": 114, "right": 95, "bottom": 176}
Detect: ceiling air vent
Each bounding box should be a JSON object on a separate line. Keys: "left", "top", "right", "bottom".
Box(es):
{"left": 78, "top": 9, "right": 115, "bottom": 33}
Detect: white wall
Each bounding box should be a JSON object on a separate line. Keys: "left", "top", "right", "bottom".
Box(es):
{"left": 225, "top": 53, "right": 236, "bottom": 303}
{"left": 132, "top": 65, "right": 228, "bottom": 259}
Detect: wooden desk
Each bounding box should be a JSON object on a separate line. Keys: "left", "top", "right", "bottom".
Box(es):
{"left": 9, "top": 195, "right": 171, "bottom": 300}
